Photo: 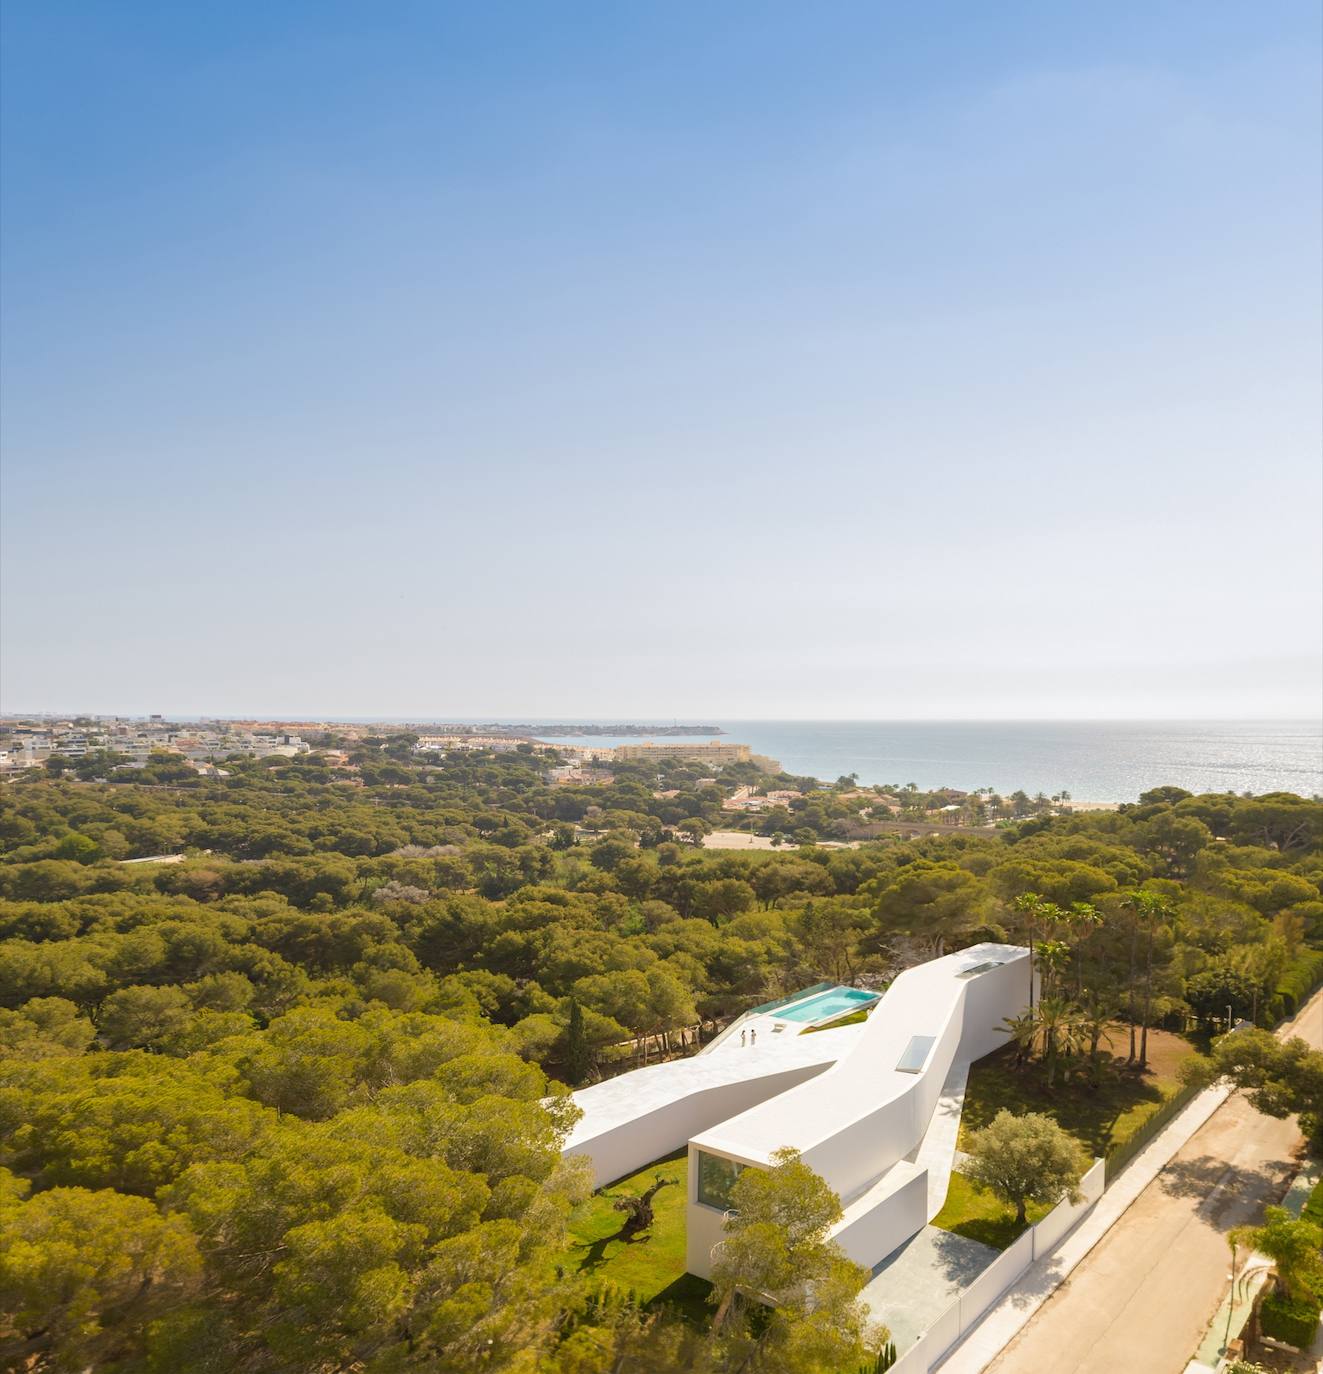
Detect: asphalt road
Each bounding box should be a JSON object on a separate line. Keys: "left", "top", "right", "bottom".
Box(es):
{"left": 984, "top": 988, "right": 1323, "bottom": 1374}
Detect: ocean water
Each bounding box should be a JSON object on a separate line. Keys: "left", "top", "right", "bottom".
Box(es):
{"left": 533, "top": 720, "right": 1323, "bottom": 801}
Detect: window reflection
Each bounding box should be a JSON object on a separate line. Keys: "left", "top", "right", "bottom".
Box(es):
{"left": 696, "top": 1151, "right": 744, "bottom": 1210}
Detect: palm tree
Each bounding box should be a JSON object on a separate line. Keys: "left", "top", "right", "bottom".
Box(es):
{"left": 1011, "top": 892, "right": 1062, "bottom": 1016}
{"left": 1035, "top": 939, "right": 1072, "bottom": 1002}
{"left": 1128, "top": 890, "right": 1174, "bottom": 1068}
{"left": 1001, "top": 1010, "right": 1038, "bottom": 1068}
{"left": 1035, "top": 997, "right": 1083, "bottom": 1089}
{"left": 1063, "top": 901, "right": 1103, "bottom": 1001}
{"left": 1075, "top": 1000, "right": 1116, "bottom": 1084}
{"left": 1121, "top": 892, "right": 1143, "bottom": 1065}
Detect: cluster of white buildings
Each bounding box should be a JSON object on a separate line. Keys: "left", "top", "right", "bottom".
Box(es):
{"left": 0, "top": 718, "right": 310, "bottom": 773}
{"left": 721, "top": 786, "right": 805, "bottom": 812}
{"left": 545, "top": 764, "right": 616, "bottom": 786}
{"left": 562, "top": 944, "right": 1033, "bottom": 1281}
{"left": 414, "top": 734, "right": 527, "bottom": 754}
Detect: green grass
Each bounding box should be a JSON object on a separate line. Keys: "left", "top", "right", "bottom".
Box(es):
{"left": 958, "top": 1026, "right": 1198, "bottom": 1159}
{"left": 930, "top": 1173, "right": 1052, "bottom": 1250}
{"left": 800, "top": 1006, "right": 872, "bottom": 1034}
{"left": 555, "top": 1151, "right": 712, "bottom": 1324}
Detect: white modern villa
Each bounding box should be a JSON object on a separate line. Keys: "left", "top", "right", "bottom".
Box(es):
{"left": 563, "top": 942, "right": 1032, "bottom": 1280}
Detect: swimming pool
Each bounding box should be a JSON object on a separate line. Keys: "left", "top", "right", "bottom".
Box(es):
{"left": 775, "top": 986, "right": 878, "bottom": 1023}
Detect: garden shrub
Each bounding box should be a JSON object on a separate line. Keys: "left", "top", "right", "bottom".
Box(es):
{"left": 1274, "top": 950, "right": 1323, "bottom": 1019}
{"left": 1259, "top": 1291, "right": 1321, "bottom": 1349}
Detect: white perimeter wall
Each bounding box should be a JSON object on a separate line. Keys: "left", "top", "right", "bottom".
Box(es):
{"left": 887, "top": 1159, "right": 1105, "bottom": 1374}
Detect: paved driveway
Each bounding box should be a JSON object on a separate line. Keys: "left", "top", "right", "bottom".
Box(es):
{"left": 982, "top": 989, "right": 1323, "bottom": 1374}
{"left": 862, "top": 1225, "right": 997, "bottom": 1352}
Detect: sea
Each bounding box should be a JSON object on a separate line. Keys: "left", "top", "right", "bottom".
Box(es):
{"left": 523, "top": 720, "right": 1323, "bottom": 802}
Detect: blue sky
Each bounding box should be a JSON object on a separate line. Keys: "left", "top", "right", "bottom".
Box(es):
{"left": 2, "top": 2, "right": 1320, "bottom": 719}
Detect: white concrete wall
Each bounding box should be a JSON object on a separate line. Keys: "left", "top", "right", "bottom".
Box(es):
{"left": 1031, "top": 1157, "right": 1104, "bottom": 1258}
{"left": 830, "top": 1164, "right": 929, "bottom": 1272}
{"left": 957, "top": 1229, "right": 1033, "bottom": 1329}
{"left": 684, "top": 1140, "right": 777, "bottom": 1276}
{"left": 880, "top": 1160, "right": 1104, "bottom": 1373}
{"left": 955, "top": 954, "right": 1033, "bottom": 1060}
{"left": 699, "top": 948, "right": 1030, "bottom": 1207}
{"left": 686, "top": 1185, "right": 731, "bottom": 1277}
{"left": 566, "top": 1058, "right": 834, "bottom": 1188}
{"left": 892, "top": 1301, "right": 962, "bottom": 1374}
{"left": 687, "top": 1156, "right": 931, "bottom": 1282}
{"left": 796, "top": 998, "right": 962, "bottom": 1204}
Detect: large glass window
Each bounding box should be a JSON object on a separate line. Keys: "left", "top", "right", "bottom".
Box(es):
{"left": 696, "top": 1151, "right": 744, "bottom": 1210}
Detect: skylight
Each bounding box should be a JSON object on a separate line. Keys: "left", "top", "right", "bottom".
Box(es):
{"left": 896, "top": 1035, "right": 936, "bottom": 1073}
{"left": 956, "top": 960, "right": 1004, "bottom": 979}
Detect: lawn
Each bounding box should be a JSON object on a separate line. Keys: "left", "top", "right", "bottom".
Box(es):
{"left": 958, "top": 1025, "right": 1199, "bottom": 1159}
{"left": 801, "top": 1006, "right": 871, "bottom": 1034}
{"left": 930, "top": 1172, "right": 1052, "bottom": 1250}
{"left": 555, "top": 1150, "right": 713, "bottom": 1324}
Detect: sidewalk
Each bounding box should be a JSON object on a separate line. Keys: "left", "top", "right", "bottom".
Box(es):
{"left": 936, "top": 987, "right": 1323, "bottom": 1374}
{"left": 934, "top": 1081, "right": 1231, "bottom": 1373}
{"left": 1189, "top": 1159, "right": 1321, "bottom": 1370}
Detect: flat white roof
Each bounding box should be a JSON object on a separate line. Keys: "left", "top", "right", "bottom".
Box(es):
{"left": 690, "top": 943, "right": 1028, "bottom": 1166}
{"left": 563, "top": 1019, "right": 865, "bottom": 1152}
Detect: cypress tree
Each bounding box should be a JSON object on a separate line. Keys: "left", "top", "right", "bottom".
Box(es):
{"left": 566, "top": 996, "right": 591, "bottom": 1086}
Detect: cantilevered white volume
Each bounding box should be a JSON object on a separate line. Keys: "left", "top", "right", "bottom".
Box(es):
{"left": 685, "top": 943, "right": 1031, "bottom": 1278}
{"left": 563, "top": 1017, "right": 866, "bottom": 1189}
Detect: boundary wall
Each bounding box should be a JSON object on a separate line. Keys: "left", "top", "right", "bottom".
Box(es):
{"left": 888, "top": 1159, "right": 1105, "bottom": 1374}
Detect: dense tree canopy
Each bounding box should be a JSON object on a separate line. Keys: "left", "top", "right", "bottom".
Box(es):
{"left": 0, "top": 745, "right": 1319, "bottom": 1371}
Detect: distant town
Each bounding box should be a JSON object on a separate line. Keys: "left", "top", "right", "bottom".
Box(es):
{"left": 0, "top": 714, "right": 758, "bottom": 782}
{"left": 0, "top": 713, "right": 1100, "bottom": 838}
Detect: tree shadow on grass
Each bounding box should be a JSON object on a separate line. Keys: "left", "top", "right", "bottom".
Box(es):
{"left": 572, "top": 1175, "right": 678, "bottom": 1275}
{"left": 573, "top": 1215, "right": 663, "bottom": 1273}
{"left": 961, "top": 1044, "right": 1169, "bottom": 1156}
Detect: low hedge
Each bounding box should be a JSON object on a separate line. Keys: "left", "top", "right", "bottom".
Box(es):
{"left": 1260, "top": 1291, "right": 1321, "bottom": 1349}
{"left": 1303, "top": 1178, "right": 1323, "bottom": 1228}
{"left": 1270, "top": 949, "right": 1323, "bottom": 1021}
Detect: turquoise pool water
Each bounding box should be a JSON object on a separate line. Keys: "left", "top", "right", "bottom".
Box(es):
{"left": 776, "top": 986, "right": 877, "bottom": 1023}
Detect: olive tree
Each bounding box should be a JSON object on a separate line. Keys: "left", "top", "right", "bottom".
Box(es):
{"left": 965, "top": 1110, "right": 1087, "bottom": 1226}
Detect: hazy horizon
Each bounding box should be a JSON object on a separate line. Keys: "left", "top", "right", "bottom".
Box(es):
{"left": 3, "top": 2, "right": 1320, "bottom": 720}
{"left": 2, "top": 709, "right": 1319, "bottom": 725}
